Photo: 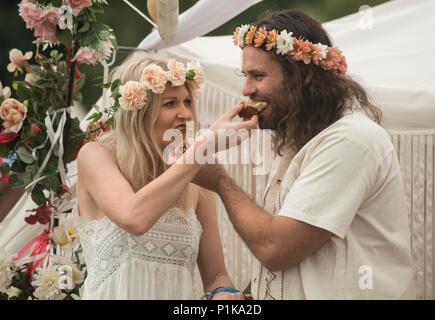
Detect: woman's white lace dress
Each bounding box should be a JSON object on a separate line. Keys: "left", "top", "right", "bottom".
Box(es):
{"left": 73, "top": 206, "right": 203, "bottom": 300}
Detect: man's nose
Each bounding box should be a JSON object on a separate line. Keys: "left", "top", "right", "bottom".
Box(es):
{"left": 242, "top": 79, "right": 256, "bottom": 97}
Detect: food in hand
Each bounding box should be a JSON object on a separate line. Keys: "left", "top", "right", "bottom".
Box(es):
{"left": 238, "top": 100, "right": 269, "bottom": 118}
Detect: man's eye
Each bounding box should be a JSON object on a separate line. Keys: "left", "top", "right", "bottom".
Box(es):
{"left": 253, "top": 74, "right": 265, "bottom": 80}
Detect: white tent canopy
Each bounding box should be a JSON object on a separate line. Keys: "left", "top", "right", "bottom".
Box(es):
{"left": 1, "top": 0, "right": 434, "bottom": 299}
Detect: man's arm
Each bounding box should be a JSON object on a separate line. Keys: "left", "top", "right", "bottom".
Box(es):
{"left": 194, "top": 164, "right": 332, "bottom": 271}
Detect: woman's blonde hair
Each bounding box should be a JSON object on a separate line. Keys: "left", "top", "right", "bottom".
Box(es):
{"left": 99, "top": 50, "right": 198, "bottom": 212}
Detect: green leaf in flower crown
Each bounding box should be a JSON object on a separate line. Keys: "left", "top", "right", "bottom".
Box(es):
{"left": 16, "top": 146, "right": 36, "bottom": 164}
{"left": 186, "top": 69, "right": 196, "bottom": 81}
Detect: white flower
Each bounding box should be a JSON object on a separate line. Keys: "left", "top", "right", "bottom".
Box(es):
{"left": 32, "top": 265, "right": 66, "bottom": 300}
{"left": 24, "top": 73, "right": 40, "bottom": 85}
{"left": 7, "top": 49, "right": 32, "bottom": 73}
{"left": 6, "top": 286, "right": 21, "bottom": 299}
{"left": 0, "top": 82, "right": 11, "bottom": 99}
{"left": 50, "top": 216, "right": 79, "bottom": 249}
{"left": 276, "top": 30, "right": 294, "bottom": 55}
{"left": 52, "top": 256, "right": 85, "bottom": 286}
{"left": 316, "top": 43, "right": 328, "bottom": 60}
{"left": 186, "top": 61, "right": 205, "bottom": 91}
{"left": 0, "top": 249, "right": 15, "bottom": 293}
{"left": 237, "top": 24, "right": 250, "bottom": 47}
{"left": 99, "top": 36, "right": 115, "bottom": 61}
{"left": 167, "top": 59, "right": 186, "bottom": 86}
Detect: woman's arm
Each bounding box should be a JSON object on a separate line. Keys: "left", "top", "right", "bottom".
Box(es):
{"left": 78, "top": 104, "right": 257, "bottom": 236}
{"left": 78, "top": 140, "right": 202, "bottom": 236}
{"left": 196, "top": 188, "right": 235, "bottom": 291}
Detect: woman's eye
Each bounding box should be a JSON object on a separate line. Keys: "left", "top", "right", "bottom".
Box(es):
{"left": 164, "top": 101, "right": 176, "bottom": 107}
{"left": 184, "top": 99, "right": 191, "bottom": 107}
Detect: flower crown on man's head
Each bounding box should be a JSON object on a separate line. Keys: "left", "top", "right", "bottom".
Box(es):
{"left": 119, "top": 59, "right": 204, "bottom": 111}
{"left": 233, "top": 24, "right": 347, "bottom": 75}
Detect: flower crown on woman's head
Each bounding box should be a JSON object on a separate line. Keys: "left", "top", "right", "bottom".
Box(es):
{"left": 119, "top": 59, "right": 204, "bottom": 111}
{"left": 233, "top": 24, "right": 347, "bottom": 75}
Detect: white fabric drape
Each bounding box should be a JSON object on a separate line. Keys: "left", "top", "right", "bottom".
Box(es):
{"left": 138, "top": 0, "right": 262, "bottom": 50}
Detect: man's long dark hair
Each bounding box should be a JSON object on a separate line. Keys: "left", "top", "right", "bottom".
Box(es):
{"left": 253, "top": 10, "right": 382, "bottom": 154}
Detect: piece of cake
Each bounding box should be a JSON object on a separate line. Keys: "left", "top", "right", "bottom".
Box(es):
{"left": 238, "top": 100, "right": 269, "bottom": 118}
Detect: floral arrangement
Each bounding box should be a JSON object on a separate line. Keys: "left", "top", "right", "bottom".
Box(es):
{"left": 0, "top": 0, "right": 117, "bottom": 300}
{"left": 233, "top": 24, "right": 348, "bottom": 75}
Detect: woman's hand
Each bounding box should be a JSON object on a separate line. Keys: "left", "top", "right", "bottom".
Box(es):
{"left": 198, "top": 102, "right": 258, "bottom": 153}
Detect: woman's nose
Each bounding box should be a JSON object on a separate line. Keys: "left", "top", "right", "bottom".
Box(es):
{"left": 177, "top": 103, "right": 191, "bottom": 119}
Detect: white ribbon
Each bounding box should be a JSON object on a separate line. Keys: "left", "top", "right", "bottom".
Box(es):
{"left": 25, "top": 109, "right": 69, "bottom": 192}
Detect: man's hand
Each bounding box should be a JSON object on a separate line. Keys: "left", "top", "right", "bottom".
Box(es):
{"left": 212, "top": 292, "right": 246, "bottom": 300}
{"left": 192, "top": 163, "right": 229, "bottom": 193}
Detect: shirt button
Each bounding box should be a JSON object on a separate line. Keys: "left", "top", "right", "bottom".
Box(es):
{"left": 253, "top": 278, "right": 257, "bottom": 283}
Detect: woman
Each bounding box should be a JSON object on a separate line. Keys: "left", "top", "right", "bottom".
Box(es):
{"left": 75, "top": 51, "right": 257, "bottom": 299}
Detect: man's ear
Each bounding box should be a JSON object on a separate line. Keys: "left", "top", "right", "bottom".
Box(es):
{"left": 303, "top": 69, "right": 314, "bottom": 86}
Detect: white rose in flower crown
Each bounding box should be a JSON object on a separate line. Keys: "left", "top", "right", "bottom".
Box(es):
{"left": 0, "top": 98, "right": 27, "bottom": 133}
{"left": 276, "top": 30, "right": 294, "bottom": 56}
{"left": 166, "top": 59, "right": 186, "bottom": 86}
{"left": 237, "top": 24, "right": 250, "bottom": 47}
{"left": 140, "top": 65, "right": 168, "bottom": 94}
{"left": 119, "top": 81, "right": 148, "bottom": 111}
{"left": 186, "top": 61, "right": 205, "bottom": 89}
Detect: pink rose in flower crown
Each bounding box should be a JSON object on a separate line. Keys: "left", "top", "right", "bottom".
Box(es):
{"left": 0, "top": 98, "right": 27, "bottom": 133}
{"left": 166, "top": 59, "right": 186, "bottom": 87}
{"left": 119, "top": 81, "right": 148, "bottom": 111}
{"left": 140, "top": 65, "right": 168, "bottom": 94}
{"left": 66, "top": 0, "right": 93, "bottom": 16}
{"left": 7, "top": 49, "right": 33, "bottom": 73}
{"left": 74, "top": 47, "right": 99, "bottom": 66}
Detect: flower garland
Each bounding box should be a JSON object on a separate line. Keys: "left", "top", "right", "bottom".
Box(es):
{"left": 0, "top": 0, "right": 117, "bottom": 300}
{"left": 118, "top": 59, "right": 204, "bottom": 111}
{"left": 233, "top": 24, "right": 348, "bottom": 75}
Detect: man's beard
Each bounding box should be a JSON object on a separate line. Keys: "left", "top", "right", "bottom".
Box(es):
{"left": 250, "top": 91, "right": 291, "bottom": 130}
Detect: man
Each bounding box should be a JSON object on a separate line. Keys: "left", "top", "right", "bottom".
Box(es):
{"left": 193, "top": 10, "right": 415, "bottom": 299}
